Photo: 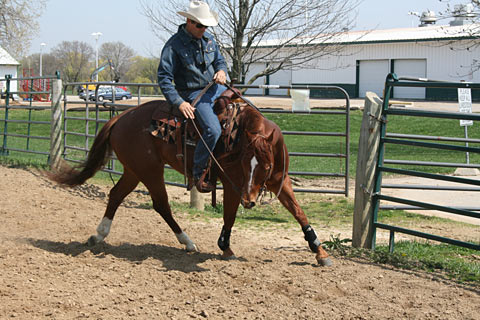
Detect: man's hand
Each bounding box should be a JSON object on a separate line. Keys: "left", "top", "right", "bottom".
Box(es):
{"left": 213, "top": 70, "right": 227, "bottom": 85}
{"left": 179, "top": 101, "right": 195, "bottom": 119}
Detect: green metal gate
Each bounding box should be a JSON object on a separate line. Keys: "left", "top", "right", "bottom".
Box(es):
{"left": 371, "top": 73, "right": 480, "bottom": 251}
{"left": 0, "top": 73, "right": 62, "bottom": 165}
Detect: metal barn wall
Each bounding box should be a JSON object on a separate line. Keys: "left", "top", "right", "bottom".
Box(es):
{"left": 287, "top": 39, "right": 480, "bottom": 99}
{"left": 0, "top": 66, "right": 18, "bottom": 95}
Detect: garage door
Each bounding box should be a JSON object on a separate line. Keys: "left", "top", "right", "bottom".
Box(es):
{"left": 393, "top": 59, "right": 427, "bottom": 99}
{"left": 244, "top": 63, "right": 265, "bottom": 95}
{"left": 359, "top": 60, "right": 390, "bottom": 98}
{"left": 268, "top": 67, "right": 291, "bottom": 96}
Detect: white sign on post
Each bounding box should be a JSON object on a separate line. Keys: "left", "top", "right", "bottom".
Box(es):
{"left": 458, "top": 88, "right": 473, "bottom": 127}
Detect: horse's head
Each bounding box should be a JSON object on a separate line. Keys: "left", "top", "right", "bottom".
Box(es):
{"left": 240, "top": 131, "right": 275, "bottom": 209}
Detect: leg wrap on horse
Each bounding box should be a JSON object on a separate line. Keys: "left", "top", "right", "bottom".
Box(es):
{"left": 302, "top": 225, "right": 322, "bottom": 253}
{"left": 217, "top": 226, "right": 231, "bottom": 251}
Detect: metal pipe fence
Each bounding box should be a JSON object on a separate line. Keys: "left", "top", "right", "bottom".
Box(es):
{"left": 0, "top": 73, "right": 61, "bottom": 161}
{"left": 62, "top": 81, "right": 350, "bottom": 196}
{"left": 371, "top": 73, "right": 480, "bottom": 252}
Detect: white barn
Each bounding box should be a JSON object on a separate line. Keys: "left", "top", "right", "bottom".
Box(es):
{"left": 244, "top": 23, "right": 480, "bottom": 101}
{"left": 0, "top": 46, "right": 20, "bottom": 97}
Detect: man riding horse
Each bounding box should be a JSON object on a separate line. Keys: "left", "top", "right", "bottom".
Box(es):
{"left": 47, "top": 1, "right": 333, "bottom": 267}
{"left": 157, "top": 0, "right": 227, "bottom": 193}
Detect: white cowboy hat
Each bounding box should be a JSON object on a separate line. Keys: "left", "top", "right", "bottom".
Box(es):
{"left": 177, "top": 1, "right": 219, "bottom": 27}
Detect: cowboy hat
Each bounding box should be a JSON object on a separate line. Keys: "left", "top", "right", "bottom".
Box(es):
{"left": 177, "top": 1, "right": 219, "bottom": 27}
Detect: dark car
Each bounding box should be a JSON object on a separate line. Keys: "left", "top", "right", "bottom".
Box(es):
{"left": 80, "top": 87, "right": 132, "bottom": 102}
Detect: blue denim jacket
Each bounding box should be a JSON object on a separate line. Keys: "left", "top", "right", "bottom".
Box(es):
{"left": 157, "top": 24, "right": 228, "bottom": 108}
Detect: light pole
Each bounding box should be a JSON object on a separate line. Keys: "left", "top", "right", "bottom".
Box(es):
{"left": 91, "top": 32, "right": 103, "bottom": 81}
{"left": 39, "top": 42, "right": 46, "bottom": 76}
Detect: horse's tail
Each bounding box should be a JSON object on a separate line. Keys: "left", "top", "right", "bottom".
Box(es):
{"left": 48, "top": 116, "right": 120, "bottom": 187}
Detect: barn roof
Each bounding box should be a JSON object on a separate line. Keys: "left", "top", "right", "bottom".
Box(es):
{"left": 333, "top": 23, "right": 480, "bottom": 44}
{"left": 252, "top": 23, "right": 480, "bottom": 48}
{"left": 0, "top": 46, "right": 20, "bottom": 65}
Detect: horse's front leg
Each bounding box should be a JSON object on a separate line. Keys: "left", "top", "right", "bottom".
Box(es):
{"left": 273, "top": 176, "right": 332, "bottom": 266}
{"left": 219, "top": 182, "right": 241, "bottom": 260}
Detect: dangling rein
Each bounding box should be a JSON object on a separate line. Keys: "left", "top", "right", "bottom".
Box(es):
{"left": 251, "top": 136, "right": 287, "bottom": 205}
{"left": 189, "top": 82, "right": 243, "bottom": 197}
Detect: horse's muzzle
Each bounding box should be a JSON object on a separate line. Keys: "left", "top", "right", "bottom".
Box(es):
{"left": 241, "top": 199, "right": 256, "bottom": 209}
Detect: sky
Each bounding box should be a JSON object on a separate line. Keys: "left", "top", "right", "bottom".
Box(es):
{"left": 30, "top": 0, "right": 470, "bottom": 57}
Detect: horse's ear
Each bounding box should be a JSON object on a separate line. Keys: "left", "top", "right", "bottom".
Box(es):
{"left": 266, "top": 130, "right": 275, "bottom": 143}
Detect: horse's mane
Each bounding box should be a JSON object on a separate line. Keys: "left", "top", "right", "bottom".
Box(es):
{"left": 215, "top": 87, "right": 266, "bottom": 134}
{"left": 241, "top": 106, "right": 266, "bottom": 135}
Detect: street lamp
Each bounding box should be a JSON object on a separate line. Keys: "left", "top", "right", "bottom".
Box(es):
{"left": 39, "top": 42, "right": 46, "bottom": 76}
{"left": 91, "top": 32, "right": 103, "bottom": 81}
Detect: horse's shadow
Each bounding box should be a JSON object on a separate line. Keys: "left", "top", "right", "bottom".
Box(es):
{"left": 26, "top": 238, "right": 221, "bottom": 273}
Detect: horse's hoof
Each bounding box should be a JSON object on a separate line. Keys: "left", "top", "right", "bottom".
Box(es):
{"left": 221, "top": 248, "right": 236, "bottom": 260}
{"left": 221, "top": 253, "right": 237, "bottom": 261}
{"left": 185, "top": 243, "right": 198, "bottom": 252}
{"left": 317, "top": 257, "right": 333, "bottom": 267}
{"left": 87, "top": 235, "right": 98, "bottom": 247}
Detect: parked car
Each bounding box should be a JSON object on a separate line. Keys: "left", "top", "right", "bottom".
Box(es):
{"left": 106, "top": 87, "right": 132, "bottom": 101}
{"left": 79, "top": 87, "right": 132, "bottom": 102}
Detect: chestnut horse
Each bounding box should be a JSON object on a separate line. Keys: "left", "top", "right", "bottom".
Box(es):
{"left": 48, "top": 88, "right": 332, "bottom": 266}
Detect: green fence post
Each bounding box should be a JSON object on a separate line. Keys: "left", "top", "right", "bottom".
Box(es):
{"left": 1, "top": 75, "right": 12, "bottom": 156}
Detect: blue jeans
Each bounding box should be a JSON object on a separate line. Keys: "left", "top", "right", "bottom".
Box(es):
{"left": 180, "top": 84, "right": 226, "bottom": 179}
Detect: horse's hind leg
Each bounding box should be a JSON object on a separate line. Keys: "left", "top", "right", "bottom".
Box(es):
{"left": 142, "top": 174, "right": 198, "bottom": 252}
{"left": 87, "top": 169, "right": 139, "bottom": 246}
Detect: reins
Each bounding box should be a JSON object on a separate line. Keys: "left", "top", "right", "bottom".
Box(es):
{"left": 257, "top": 143, "right": 287, "bottom": 205}
{"left": 189, "top": 81, "right": 242, "bottom": 197}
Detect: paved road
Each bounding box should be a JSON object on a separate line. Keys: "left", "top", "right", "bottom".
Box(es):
{"left": 381, "top": 175, "right": 480, "bottom": 226}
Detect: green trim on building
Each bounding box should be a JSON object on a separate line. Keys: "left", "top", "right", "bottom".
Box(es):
{"left": 426, "top": 88, "right": 480, "bottom": 102}
{"left": 292, "top": 83, "right": 356, "bottom": 99}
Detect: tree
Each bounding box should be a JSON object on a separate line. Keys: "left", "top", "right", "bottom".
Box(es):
{"left": 140, "top": 0, "right": 360, "bottom": 85}
{"left": 99, "top": 42, "right": 136, "bottom": 82}
{"left": 124, "top": 55, "right": 161, "bottom": 95}
{"left": 20, "top": 53, "right": 57, "bottom": 77}
{"left": 0, "top": 0, "right": 47, "bottom": 58}
{"left": 51, "top": 41, "right": 94, "bottom": 83}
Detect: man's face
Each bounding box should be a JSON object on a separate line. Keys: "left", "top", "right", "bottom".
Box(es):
{"left": 185, "top": 19, "right": 208, "bottom": 39}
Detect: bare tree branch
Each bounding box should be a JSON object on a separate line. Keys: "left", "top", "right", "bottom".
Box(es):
{"left": 436, "top": 1, "right": 480, "bottom": 74}
{"left": 51, "top": 41, "right": 94, "bottom": 83}
{"left": 99, "top": 42, "right": 136, "bottom": 81}
{"left": 140, "top": 0, "right": 361, "bottom": 85}
{"left": 0, "top": 0, "right": 47, "bottom": 58}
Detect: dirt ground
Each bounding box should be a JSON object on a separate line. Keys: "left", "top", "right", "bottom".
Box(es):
{"left": 0, "top": 165, "right": 479, "bottom": 319}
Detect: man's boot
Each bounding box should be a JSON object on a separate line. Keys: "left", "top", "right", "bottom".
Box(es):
{"left": 194, "top": 169, "right": 215, "bottom": 193}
